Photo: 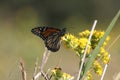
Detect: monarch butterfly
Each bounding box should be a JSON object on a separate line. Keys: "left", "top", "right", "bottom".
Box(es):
{"left": 31, "top": 27, "right": 66, "bottom": 52}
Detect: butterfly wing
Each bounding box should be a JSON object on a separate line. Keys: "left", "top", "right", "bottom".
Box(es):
{"left": 31, "top": 27, "right": 61, "bottom": 40}
{"left": 45, "top": 33, "right": 61, "bottom": 52}
{"left": 31, "top": 27, "right": 66, "bottom": 52}
{"left": 45, "top": 28, "right": 66, "bottom": 52}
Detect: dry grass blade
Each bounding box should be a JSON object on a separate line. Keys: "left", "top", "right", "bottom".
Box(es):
{"left": 33, "top": 48, "right": 51, "bottom": 80}
{"left": 19, "top": 59, "right": 27, "bottom": 80}
{"left": 33, "top": 58, "right": 39, "bottom": 80}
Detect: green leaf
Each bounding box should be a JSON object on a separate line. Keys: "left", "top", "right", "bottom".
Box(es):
{"left": 82, "top": 10, "right": 120, "bottom": 79}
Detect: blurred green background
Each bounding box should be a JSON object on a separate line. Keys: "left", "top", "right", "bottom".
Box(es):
{"left": 0, "top": 0, "right": 120, "bottom": 80}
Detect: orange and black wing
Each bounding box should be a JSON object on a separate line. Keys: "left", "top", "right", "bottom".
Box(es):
{"left": 31, "top": 27, "right": 61, "bottom": 40}
{"left": 45, "top": 28, "right": 66, "bottom": 52}
{"left": 31, "top": 27, "right": 66, "bottom": 52}
{"left": 45, "top": 33, "right": 61, "bottom": 52}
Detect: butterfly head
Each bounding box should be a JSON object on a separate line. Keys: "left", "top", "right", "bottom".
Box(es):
{"left": 31, "top": 27, "right": 41, "bottom": 36}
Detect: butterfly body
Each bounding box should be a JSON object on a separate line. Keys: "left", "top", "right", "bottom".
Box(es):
{"left": 31, "top": 27, "right": 66, "bottom": 52}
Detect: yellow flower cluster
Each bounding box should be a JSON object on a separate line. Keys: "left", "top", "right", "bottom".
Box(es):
{"left": 51, "top": 67, "right": 74, "bottom": 80}
{"left": 79, "top": 30, "right": 90, "bottom": 37}
{"left": 62, "top": 30, "right": 110, "bottom": 79}
{"left": 102, "top": 52, "right": 110, "bottom": 64}
{"left": 62, "top": 73, "right": 74, "bottom": 80}
{"left": 79, "top": 30, "right": 110, "bottom": 49}
{"left": 97, "top": 47, "right": 110, "bottom": 64}
{"left": 62, "top": 30, "right": 110, "bottom": 62}
{"left": 62, "top": 33, "right": 91, "bottom": 56}
{"left": 85, "top": 71, "right": 93, "bottom": 80}
{"left": 51, "top": 67, "right": 63, "bottom": 79}
{"left": 62, "top": 34, "right": 79, "bottom": 49}
{"left": 93, "top": 61, "right": 103, "bottom": 76}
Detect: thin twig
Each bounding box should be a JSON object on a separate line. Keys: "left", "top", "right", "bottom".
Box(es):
{"left": 40, "top": 48, "right": 48, "bottom": 70}
{"left": 100, "top": 55, "right": 110, "bottom": 80}
{"left": 41, "top": 71, "right": 50, "bottom": 80}
{"left": 107, "top": 34, "right": 120, "bottom": 51}
{"left": 19, "top": 59, "right": 27, "bottom": 80}
{"left": 77, "top": 20, "right": 97, "bottom": 80}
{"left": 42, "top": 50, "right": 51, "bottom": 68}
{"left": 46, "top": 68, "right": 51, "bottom": 75}
{"left": 33, "top": 48, "right": 51, "bottom": 80}
{"left": 113, "top": 72, "right": 120, "bottom": 80}
{"left": 33, "top": 48, "right": 48, "bottom": 80}
{"left": 33, "top": 72, "right": 41, "bottom": 80}
{"left": 33, "top": 58, "right": 39, "bottom": 80}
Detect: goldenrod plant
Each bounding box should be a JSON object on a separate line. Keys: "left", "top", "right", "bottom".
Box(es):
{"left": 51, "top": 67, "right": 74, "bottom": 80}
{"left": 19, "top": 10, "right": 120, "bottom": 80}
{"left": 62, "top": 30, "right": 110, "bottom": 80}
